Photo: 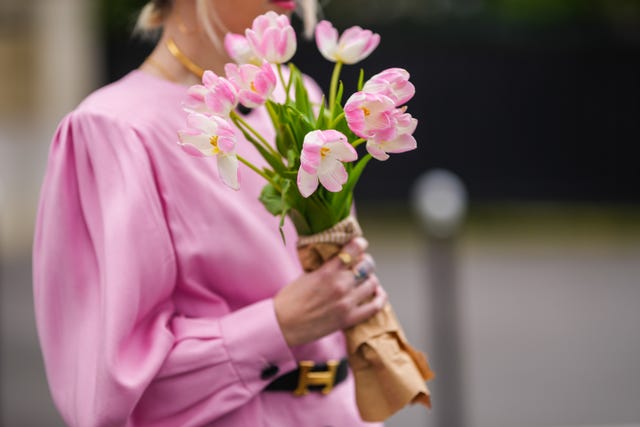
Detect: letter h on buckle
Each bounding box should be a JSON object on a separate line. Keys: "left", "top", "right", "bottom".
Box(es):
{"left": 293, "top": 360, "right": 339, "bottom": 396}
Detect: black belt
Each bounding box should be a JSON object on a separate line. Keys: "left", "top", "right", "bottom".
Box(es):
{"left": 265, "top": 358, "right": 349, "bottom": 395}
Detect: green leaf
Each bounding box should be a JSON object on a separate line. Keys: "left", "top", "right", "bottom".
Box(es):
{"left": 286, "top": 63, "right": 299, "bottom": 100}
{"left": 293, "top": 71, "right": 313, "bottom": 121}
{"left": 284, "top": 122, "right": 301, "bottom": 153}
{"left": 278, "top": 180, "right": 293, "bottom": 243}
{"left": 266, "top": 101, "right": 294, "bottom": 157}
{"left": 282, "top": 106, "right": 316, "bottom": 154}
{"left": 265, "top": 100, "right": 280, "bottom": 124}
{"left": 286, "top": 149, "right": 298, "bottom": 169}
{"left": 288, "top": 209, "right": 311, "bottom": 236}
{"left": 332, "top": 110, "right": 357, "bottom": 142}
{"left": 259, "top": 183, "right": 285, "bottom": 216}
{"left": 234, "top": 124, "right": 286, "bottom": 174}
{"left": 343, "top": 154, "right": 372, "bottom": 195}
{"left": 316, "top": 95, "right": 327, "bottom": 129}
{"left": 331, "top": 154, "right": 372, "bottom": 216}
{"left": 286, "top": 106, "right": 315, "bottom": 133}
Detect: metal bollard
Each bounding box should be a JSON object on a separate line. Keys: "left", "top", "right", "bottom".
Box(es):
{"left": 0, "top": 177, "right": 4, "bottom": 425}
{"left": 412, "top": 169, "right": 468, "bottom": 427}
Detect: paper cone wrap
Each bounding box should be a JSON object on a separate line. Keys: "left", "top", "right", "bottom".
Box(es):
{"left": 297, "top": 216, "right": 434, "bottom": 422}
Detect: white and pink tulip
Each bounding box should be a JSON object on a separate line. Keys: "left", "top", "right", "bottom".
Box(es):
{"left": 366, "top": 111, "right": 418, "bottom": 161}
{"left": 178, "top": 113, "right": 240, "bottom": 190}
{"left": 315, "top": 20, "right": 380, "bottom": 64}
{"left": 246, "top": 11, "right": 297, "bottom": 64}
{"left": 183, "top": 70, "right": 237, "bottom": 117}
{"left": 344, "top": 91, "right": 398, "bottom": 141}
{"left": 224, "top": 62, "right": 277, "bottom": 108}
{"left": 362, "top": 68, "right": 415, "bottom": 106}
{"left": 297, "top": 130, "right": 358, "bottom": 197}
{"left": 224, "top": 33, "right": 262, "bottom": 65}
{"left": 345, "top": 91, "right": 419, "bottom": 161}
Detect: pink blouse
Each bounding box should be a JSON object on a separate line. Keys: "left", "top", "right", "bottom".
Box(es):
{"left": 33, "top": 70, "right": 382, "bottom": 427}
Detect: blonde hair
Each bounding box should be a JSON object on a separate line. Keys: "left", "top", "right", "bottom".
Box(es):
{"left": 196, "top": 0, "right": 225, "bottom": 52}
{"left": 134, "top": 1, "right": 172, "bottom": 37}
{"left": 135, "top": 0, "right": 319, "bottom": 42}
{"left": 298, "top": 0, "right": 319, "bottom": 39}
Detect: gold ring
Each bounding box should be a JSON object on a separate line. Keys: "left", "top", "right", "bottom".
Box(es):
{"left": 337, "top": 252, "right": 353, "bottom": 266}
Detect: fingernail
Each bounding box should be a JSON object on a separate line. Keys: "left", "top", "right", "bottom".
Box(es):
{"left": 353, "top": 236, "right": 368, "bottom": 250}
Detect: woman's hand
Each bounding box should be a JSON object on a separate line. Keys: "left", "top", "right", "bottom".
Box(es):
{"left": 273, "top": 237, "right": 387, "bottom": 347}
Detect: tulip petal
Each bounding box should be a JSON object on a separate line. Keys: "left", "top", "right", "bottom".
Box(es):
{"left": 363, "top": 68, "right": 415, "bottom": 106}
{"left": 383, "top": 133, "right": 418, "bottom": 153}
{"left": 297, "top": 167, "right": 319, "bottom": 198}
{"left": 365, "top": 142, "right": 391, "bottom": 161}
{"left": 315, "top": 20, "right": 338, "bottom": 61}
{"left": 217, "top": 154, "right": 240, "bottom": 190}
{"left": 281, "top": 26, "right": 297, "bottom": 63}
{"left": 178, "top": 130, "right": 215, "bottom": 156}
{"left": 326, "top": 140, "right": 358, "bottom": 163}
{"left": 224, "top": 33, "right": 258, "bottom": 64}
{"left": 367, "top": 133, "right": 417, "bottom": 161}
{"left": 188, "top": 113, "right": 221, "bottom": 134}
{"left": 318, "top": 159, "right": 348, "bottom": 192}
{"left": 216, "top": 134, "right": 236, "bottom": 154}
{"left": 183, "top": 85, "right": 210, "bottom": 114}
{"left": 300, "top": 141, "right": 321, "bottom": 174}
{"left": 359, "top": 33, "right": 381, "bottom": 60}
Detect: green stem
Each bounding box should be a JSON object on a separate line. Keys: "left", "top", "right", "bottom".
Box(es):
{"left": 330, "top": 112, "right": 345, "bottom": 129}
{"left": 352, "top": 138, "right": 366, "bottom": 148}
{"left": 328, "top": 61, "right": 343, "bottom": 119}
{"left": 237, "top": 155, "right": 281, "bottom": 190}
{"left": 231, "top": 111, "right": 280, "bottom": 158}
{"left": 277, "top": 63, "right": 289, "bottom": 103}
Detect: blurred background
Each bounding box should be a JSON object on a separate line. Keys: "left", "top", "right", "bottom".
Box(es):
{"left": 1, "top": 0, "right": 639, "bottom": 426}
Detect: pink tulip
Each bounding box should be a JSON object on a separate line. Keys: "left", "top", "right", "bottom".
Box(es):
{"left": 182, "top": 85, "right": 210, "bottom": 115}
{"left": 366, "top": 111, "right": 418, "bottom": 161}
{"left": 224, "top": 33, "right": 261, "bottom": 65}
{"left": 394, "top": 109, "right": 419, "bottom": 135}
{"left": 183, "top": 70, "right": 237, "bottom": 117}
{"left": 315, "top": 20, "right": 380, "bottom": 64}
{"left": 362, "top": 68, "right": 415, "bottom": 106}
{"left": 344, "top": 91, "right": 398, "bottom": 141}
{"left": 178, "top": 113, "right": 240, "bottom": 190}
{"left": 297, "top": 130, "right": 358, "bottom": 197}
{"left": 224, "top": 62, "right": 277, "bottom": 108}
{"left": 245, "top": 11, "right": 296, "bottom": 64}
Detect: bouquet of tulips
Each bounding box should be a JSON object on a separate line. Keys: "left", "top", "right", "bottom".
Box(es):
{"left": 177, "top": 11, "right": 434, "bottom": 422}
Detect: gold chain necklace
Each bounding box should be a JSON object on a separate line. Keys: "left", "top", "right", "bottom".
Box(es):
{"left": 145, "top": 57, "right": 177, "bottom": 82}
{"left": 166, "top": 37, "right": 205, "bottom": 79}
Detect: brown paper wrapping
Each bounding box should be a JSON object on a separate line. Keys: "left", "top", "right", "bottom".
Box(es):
{"left": 297, "top": 216, "right": 435, "bottom": 422}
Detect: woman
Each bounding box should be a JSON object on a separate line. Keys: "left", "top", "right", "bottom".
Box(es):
{"left": 33, "top": 0, "right": 387, "bottom": 426}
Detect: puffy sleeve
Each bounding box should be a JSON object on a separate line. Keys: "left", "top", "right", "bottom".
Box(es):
{"left": 33, "top": 110, "right": 297, "bottom": 427}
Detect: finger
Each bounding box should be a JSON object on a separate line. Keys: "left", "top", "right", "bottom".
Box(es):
{"left": 332, "top": 253, "right": 375, "bottom": 285}
{"left": 326, "top": 237, "right": 369, "bottom": 271}
{"left": 352, "top": 255, "right": 376, "bottom": 284}
{"left": 345, "top": 284, "right": 387, "bottom": 327}
{"left": 347, "top": 275, "right": 378, "bottom": 305}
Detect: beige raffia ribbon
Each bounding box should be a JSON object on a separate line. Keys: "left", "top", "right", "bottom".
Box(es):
{"left": 297, "top": 215, "right": 434, "bottom": 422}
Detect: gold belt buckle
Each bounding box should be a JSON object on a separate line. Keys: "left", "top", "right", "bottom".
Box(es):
{"left": 293, "top": 360, "right": 339, "bottom": 396}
